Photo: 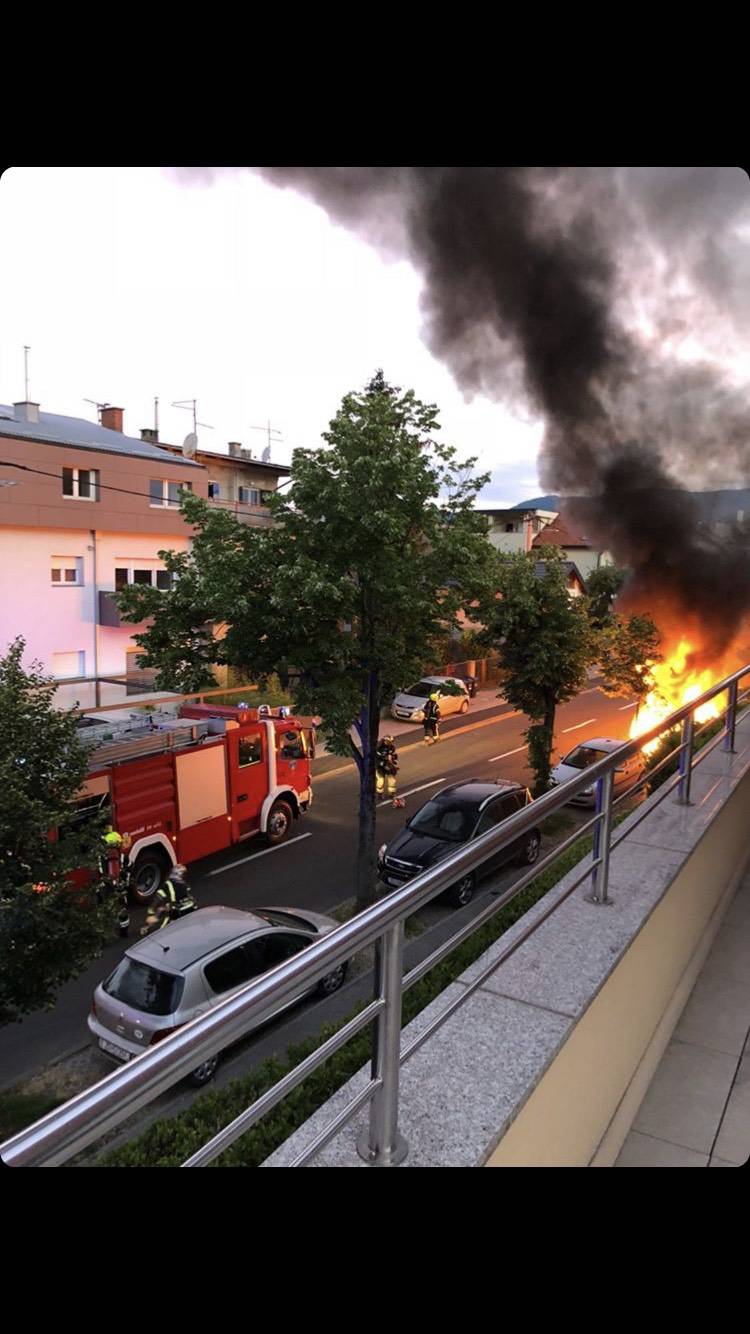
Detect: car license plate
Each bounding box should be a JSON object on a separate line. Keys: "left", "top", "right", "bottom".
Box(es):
{"left": 386, "top": 876, "right": 402, "bottom": 887}
{"left": 99, "top": 1037, "right": 131, "bottom": 1062}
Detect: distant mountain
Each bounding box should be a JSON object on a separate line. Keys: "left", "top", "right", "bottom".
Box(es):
{"left": 510, "top": 488, "right": 749, "bottom": 519}
{"left": 510, "top": 494, "right": 560, "bottom": 511}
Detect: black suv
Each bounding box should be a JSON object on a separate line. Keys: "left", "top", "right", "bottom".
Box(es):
{"left": 378, "top": 780, "right": 541, "bottom": 908}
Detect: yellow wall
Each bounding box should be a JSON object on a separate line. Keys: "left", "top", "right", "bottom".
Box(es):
{"left": 485, "top": 770, "right": 750, "bottom": 1167}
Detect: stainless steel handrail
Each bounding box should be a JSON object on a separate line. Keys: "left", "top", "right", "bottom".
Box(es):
{"left": 2, "top": 661, "right": 749, "bottom": 1169}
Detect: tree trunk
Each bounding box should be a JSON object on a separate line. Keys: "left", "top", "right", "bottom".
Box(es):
{"left": 354, "top": 670, "right": 381, "bottom": 912}
{"left": 528, "top": 696, "right": 557, "bottom": 796}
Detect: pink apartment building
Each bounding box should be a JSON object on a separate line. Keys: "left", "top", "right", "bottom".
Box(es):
{"left": 0, "top": 400, "right": 207, "bottom": 706}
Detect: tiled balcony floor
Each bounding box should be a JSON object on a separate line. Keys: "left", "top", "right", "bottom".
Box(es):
{"left": 615, "top": 864, "right": 750, "bottom": 1168}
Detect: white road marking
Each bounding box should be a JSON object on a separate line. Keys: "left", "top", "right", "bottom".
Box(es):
{"left": 377, "top": 778, "right": 444, "bottom": 808}
{"left": 208, "top": 832, "right": 313, "bottom": 876}
{"left": 488, "top": 745, "right": 528, "bottom": 762}
{"left": 562, "top": 717, "right": 597, "bottom": 733}
{"left": 619, "top": 702, "right": 638, "bottom": 710}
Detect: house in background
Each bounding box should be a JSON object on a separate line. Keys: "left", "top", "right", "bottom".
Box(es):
{"left": 0, "top": 400, "right": 206, "bottom": 707}
{"left": 531, "top": 511, "right": 611, "bottom": 579}
{"left": 158, "top": 437, "right": 290, "bottom": 525}
{"left": 533, "top": 559, "right": 587, "bottom": 597}
{"left": 474, "top": 503, "right": 557, "bottom": 553}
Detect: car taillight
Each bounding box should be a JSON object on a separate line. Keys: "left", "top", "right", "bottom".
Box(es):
{"left": 149, "top": 1025, "right": 182, "bottom": 1046}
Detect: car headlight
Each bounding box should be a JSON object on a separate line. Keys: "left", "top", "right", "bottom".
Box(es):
{"left": 378, "top": 844, "right": 387, "bottom": 862}
{"left": 413, "top": 709, "right": 424, "bottom": 720}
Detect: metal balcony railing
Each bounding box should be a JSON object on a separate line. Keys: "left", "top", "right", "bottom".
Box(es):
{"left": 2, "top": 663, "right": 749, "bottom": 1168}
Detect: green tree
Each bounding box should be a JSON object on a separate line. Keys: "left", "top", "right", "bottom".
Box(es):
{"left": 585, "top": 564, "right": 628, "bottom": 627}
{"left": 116, "top": 372, "right": 495, "bottom": 908}
{"left": 0, "top": 639, "right": 114, "bottom": 1024}
{"left": 595, "top": 613, "right": 662, "bottom": 707}
{"left": 478, "top": 547, "right": 596, "bottom": 794}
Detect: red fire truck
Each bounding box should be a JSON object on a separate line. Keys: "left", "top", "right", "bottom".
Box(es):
{"left": 74, "top": 703, "right": 314, "bottom": 903}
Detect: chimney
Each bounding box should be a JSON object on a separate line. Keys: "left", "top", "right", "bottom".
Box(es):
{"left": 14, "top": 401, "right": 40, "bottom": 424}
{"left": 140, "top": 427, "right": 159, "bottom": 443}
{"left": 100, "top": 406, "right": 124, "bottom": 433}
{"left": 228, "top": 442, "right": 243, "bottom": 458}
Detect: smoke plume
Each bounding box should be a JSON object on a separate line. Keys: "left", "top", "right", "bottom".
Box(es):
{"left": 176, "top": 166, "right": 750, "bottom": 659}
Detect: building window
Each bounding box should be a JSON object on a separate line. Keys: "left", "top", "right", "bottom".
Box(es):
{"left": 238, "top": 486, "right": 260, "bottom": 505}
{"left": 51, "top": 557, "right": 83, "bottom": 586}
{"left": 208, "top": 481, "right": 221, "bottom": 499}
{"left": 260, "top": 489, "right": 274, "bottom": 504}
{"left": 115, "top": 563, "right": 172, "bottom": 591}
{"left": 149, "top": 479, "right": 193, "bottom": 508}
{"left": 505, "top": 523, "right": 515, "bottom": 533}
{"left": 53, "top": 650, "right": 85, "bottom": 679}
{"left": 62, "top": 467, "right": 99, "bottom": 501}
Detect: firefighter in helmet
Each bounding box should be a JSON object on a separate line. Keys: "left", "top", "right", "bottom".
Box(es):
{"left": 141, "top": 865, "right": 195, "bottom": 935}
{"left": 99, "top": 826, "right": 130, "bottom": 936}
{"left": 423, "top": 692, "right": 441, "bottom": 745}
{"left": 376, "top": 736, "right": 404, "bottom": 808}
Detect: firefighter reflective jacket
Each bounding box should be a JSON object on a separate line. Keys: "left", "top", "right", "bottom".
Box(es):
{"left": 376, "top": 741, "right": 399, "bottom": 775}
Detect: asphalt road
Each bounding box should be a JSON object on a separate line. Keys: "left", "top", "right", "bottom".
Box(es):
{"left": 0, "top": 684, "right": 638, "bottom": 1090}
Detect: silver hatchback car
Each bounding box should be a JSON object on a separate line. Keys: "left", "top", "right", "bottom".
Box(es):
{"left": 88, "top": 905, "right": 347, "bottom": 1086}
{"left": 391, "top": 675, "right": 470, "bottom": 723}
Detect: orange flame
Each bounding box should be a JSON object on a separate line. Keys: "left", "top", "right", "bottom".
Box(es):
{"left": 629, "top": 637, "right": 724, "bottom": 755}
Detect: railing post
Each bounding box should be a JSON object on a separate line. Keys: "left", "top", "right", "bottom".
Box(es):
{"left": 676, "top": 710, "right": 695, "bottom": 804}
{"left": 586, "top": 770, "right": 614, "bottom": 905}
{"left": 723, "top": 680, "right": 738, "bottom": 753}
{"left": 357, "top": 922, "right": 408, "bottom": 1166}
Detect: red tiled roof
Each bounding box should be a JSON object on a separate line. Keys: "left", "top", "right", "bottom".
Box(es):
{"left": 531, "top": 513, "right": 590, "bottom": 549}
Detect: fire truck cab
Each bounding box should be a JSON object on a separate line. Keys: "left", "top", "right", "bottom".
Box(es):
{"left": 76, "top": 703, "right": 313, "bottom": 903}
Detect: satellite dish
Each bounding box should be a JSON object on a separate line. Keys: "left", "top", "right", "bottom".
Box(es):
{"left": 183, "top": 432, "right": 198, "bottom": 458}
{"left": 261, "top": 444, "right": 271, "bottom": 462}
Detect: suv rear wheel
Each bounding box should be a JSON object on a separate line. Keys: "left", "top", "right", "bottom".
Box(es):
{"left": 444, "top": 873, "right": 475, "bottom": 909}
{"left": 517, "top": 831, "right": 541, "bottom": 866}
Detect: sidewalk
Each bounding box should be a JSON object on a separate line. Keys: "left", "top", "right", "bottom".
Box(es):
{"left": 312, "top": 685, "right": 504, "bottom": 762}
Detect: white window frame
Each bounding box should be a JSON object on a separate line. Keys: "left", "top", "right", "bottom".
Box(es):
{"left": 149, "top": 478, "right": 193, "bottom": 509}
{"left": 238, "top": 486, "right": 260, "bottom": 506}
{"left": 51, "top": 557, "right": 84, "bottom": 587}
{"left": 114, "top": 560, "right": 172, "bottom": 591}
{"left": 208, "top": 481, "right": 221, "bottom": 499}
{"left": 62, "top": 467, "right": 99, "bottom": 501}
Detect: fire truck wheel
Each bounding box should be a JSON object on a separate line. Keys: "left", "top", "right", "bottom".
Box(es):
{"left": 266, "top": 800, "right": 293, "bottom": 844}
{"left": 129, "top": 852, "right": 167, "bottom": 905}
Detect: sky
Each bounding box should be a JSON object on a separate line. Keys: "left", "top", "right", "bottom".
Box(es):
{"left": 0, "top": 167, "right": 544, "bottom": 505}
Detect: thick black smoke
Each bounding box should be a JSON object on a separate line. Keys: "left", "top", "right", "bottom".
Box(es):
{"left": 177, "top": 166, "right": 750, "bottom": 658}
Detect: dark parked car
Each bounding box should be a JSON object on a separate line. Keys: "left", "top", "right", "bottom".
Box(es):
{"left": 377, "top": 779, "right": 541, "bottom": 908}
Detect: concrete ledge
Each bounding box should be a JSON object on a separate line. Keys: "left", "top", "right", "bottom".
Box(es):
{"left": 263, "top": 716, "right": 750, "bottom": 1167}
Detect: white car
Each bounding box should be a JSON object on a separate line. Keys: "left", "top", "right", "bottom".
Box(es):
{"left": 391, "top": 675, "right": 471, "bottom": 723}
{"left": 549, "top": 737, "right": 645, "bottom": 806}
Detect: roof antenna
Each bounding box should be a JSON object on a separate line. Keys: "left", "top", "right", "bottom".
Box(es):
{"left": 249, "top": 420, "right": 283, "bottom": 461}
{"left": 23, "top": 345, "right": 30, "bottom": 401}
{"left": 84, "top": 398, "right": 110, "bottom": 424}
{"left": 172, "top": 398, "right": 214, "bottom": 443}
